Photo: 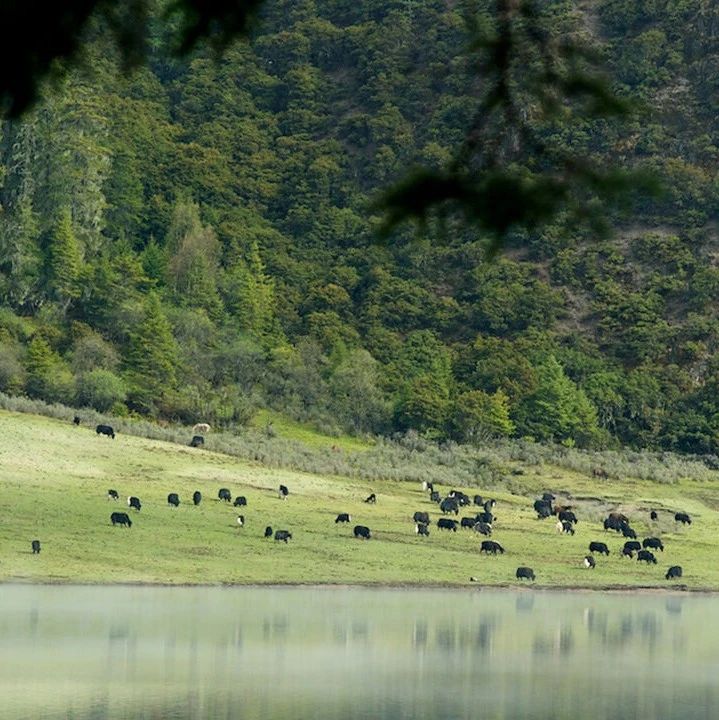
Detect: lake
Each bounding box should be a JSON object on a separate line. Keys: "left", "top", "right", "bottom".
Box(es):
{"left": 0, "top": 585, "right": 715, "bottom": 719}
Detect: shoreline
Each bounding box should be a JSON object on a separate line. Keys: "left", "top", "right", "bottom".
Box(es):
{"left": 0, "top": 578, "right": 708, "bottom": 594}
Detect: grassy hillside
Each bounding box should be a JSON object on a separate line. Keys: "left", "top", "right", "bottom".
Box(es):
{"left": 0, "top": 410, "right": 716, "bottom": 589}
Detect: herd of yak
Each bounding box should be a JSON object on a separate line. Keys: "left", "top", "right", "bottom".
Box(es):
{"left": 408, "top": 484, "right": 687, "bottom": 583}
{"left": 28, "top": 423, "right": 689, "bottom": 585}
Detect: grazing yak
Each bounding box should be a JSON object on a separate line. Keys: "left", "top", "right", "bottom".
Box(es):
{"left": 167, "top": 493, "right": 180, "bottom": 507}
{"left": 107, "top": 489, "right": 119, "bottom": 501}
{"left": 542, "top": 492, "right": 556, "bottom": 502}
{"left": 473, "top": 495, "right": 484, "bottom": 507}
{"left": 233, "top": 496, "right": 247, "bottom": 507}
{"left": 449, "top": 490, "right": 471, "bottom": 506}
{"left": 440, "top": 497, "right": 459, "bottom": 515}
{"left": 604, "top": 513, "right": 630, "bottom": 532}
{"left": 637, "top": 549, "right": 657, "bottom": 564}
{"left": 484, "top": 499, "right": 496, "bottom": 513}
{"left": 584, "top": 555, "right": 596, "bottom": 569}
{"left": 415, "top": 522, "right": 430, "bottom": 536}
{"left": 461, "top": 516, "right": 478, "bottom": 529}
{"left": 560, "top": 520, "right": 575, "bottom": 536}
{"left": 476, "top": 511, "right": 494, "bottom": 524}
{"left": 364, "top": 493, "right": 377, "bottom": 504}
{"left": 218, "top": 488, "right": 232, "bottom": 503}
{"left": 193, "top": 491, "right": 202, "bottom": 506}
{"left": 189, "top": 435, "right": 204, "bottom": 448}
{"left": 666, "top": 565, "right": 683, "bottom": 580}
{"left": 480, "top": 540, "right": 504, "bottom": 555}
{"left": 127, "top": 496, "right": 141, "bottom": 511}
{"left": 429, "top": 491, "right": 441, "bottom": 503}
{"left": 73, "top": 416, "right": 81, "bottom": 426}
{"left": 516, "top": 566, "right": 535, "bottom": 580}
{"left": 236, "top": 515, "right": 245, "bottom": 527}
{"left": 354, "top": 525, "right": 371, "bottom": 539}
{"left": 31, "top": 540, "right": 41, "bottom": 554}
{"left": 624, "top": 541, "right": 641, "bottom": 554}
{"left": 413, "top": 511, "right": 430, "bottom": 525}
{"left": 534, "top": 499, "right": 553, "bottom": 519}
{"left": 275, "top": 530, "right": 292, "bottom": 545}
{"left": 558, "top": 510, "right": 577, "bottom": 525}
{"left": 335, "top": 513, "right": 351, "bottom": 523}
{"left": 650, "top": 510, "right": 658, "bottom": 521}
{"left": 192, "top": 423, "right": 211, "bottom": 435}
{"left": 473, "top": 521, "right": 492, "bottom": 536}
{"left": 643, "top": 537, "right": 664, "bottom": 552}
{"left": 675, "top": 512, "right": 692, "bottom": 525}
{"left": 96, "top": 424, "right": 115, "bottom": 439}
{"left": 437, "top": 518, "right": 458, "bottom": 532}
{"left": 264, "top": 526, "right": 273, "bottom": 538}
{"left": 619, "top": 523, "right": 637, "bottom": 539}
{"left": 278, "top": 484, "right": 289, "bottom": 500}
{"left": 621, "top": 546, "right": 635, "bottom": 559}
{"left": 111, "top": 512, "right": 132, "bottom": 527}
{"left": 589, "top": 541, "right": 609, "bottom": 556}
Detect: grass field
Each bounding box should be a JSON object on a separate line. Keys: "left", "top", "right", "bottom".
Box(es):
{"left": 1, "top": 409, "right": 717, "bottom": 589}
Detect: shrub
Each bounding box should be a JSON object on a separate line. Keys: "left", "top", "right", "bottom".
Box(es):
{"left": 75, "top": 369, "right": 127, "bottom": 412}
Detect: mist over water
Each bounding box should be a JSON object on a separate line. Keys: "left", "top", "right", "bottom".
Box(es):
{"left": 0, "top": 585, "right": 715, "bottom": 720}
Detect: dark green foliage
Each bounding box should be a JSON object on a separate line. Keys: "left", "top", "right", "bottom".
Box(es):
{"left": 0, "top": 1, "right": 717, "bottom": 452}
{"left": 48, "top": 210, "right": 84, "bottom": 309}
{"left": 124, "top": 293, "right": 179, "bottom": 413}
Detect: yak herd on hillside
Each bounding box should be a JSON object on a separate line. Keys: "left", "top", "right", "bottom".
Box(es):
{"left": 28, "top": 423, "right": 690, "bottom": 585}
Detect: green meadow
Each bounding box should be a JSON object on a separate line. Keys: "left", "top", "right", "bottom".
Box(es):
{"left": 0, "top": 409, "right": 716, "bottom": 589}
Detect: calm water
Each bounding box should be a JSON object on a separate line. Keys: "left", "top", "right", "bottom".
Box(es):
{"left": 0, "top": 585, "right": 716, "bottom": 720}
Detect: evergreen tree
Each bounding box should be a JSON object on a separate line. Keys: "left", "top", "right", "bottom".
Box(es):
{"left": 125, "top": 292, "right": 178, "bottom": 412}
{"left": 24, "top": 336, "right": 55, "bottom": 399}
{"left": 25, "top": 335, "right": 73, "bottom": 402}
{"left": 222, "top": 238, "right": 280, "bottom": 343}
{"left": 47, "top": 208, "right": 82, "bottom": 311}
{"left": 514, "top": 356, "right": 600, "bottom": 446}
{"left": 450, "top": 390, "right": 515, "bottom": 444}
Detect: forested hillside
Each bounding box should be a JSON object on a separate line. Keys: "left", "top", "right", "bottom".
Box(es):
{"left": 1, "top": 0, "right": 719, "bottom": 453}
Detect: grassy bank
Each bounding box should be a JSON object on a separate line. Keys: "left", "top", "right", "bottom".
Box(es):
{"left": 0, "top": 409, "right": 717, "bottom": 589}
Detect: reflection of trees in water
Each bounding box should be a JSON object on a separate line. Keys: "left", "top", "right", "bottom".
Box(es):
{"left": 639, "top": 613, "right": 659, "bottom": 651}
{"left": 262, "top": 614, "right": 288, "bottom": 642}
{"left": 436, "top": 623, "right": 456, "bottom": 652}
{"left": 413, "top": 620, "right": 428, "bottom": 648}
{"left": 351, "top": 620, "right": 369, "bottom": 640}
{"left": 470, "top": 621, "right": 494, "bottom": 655}
{"left": 516, "top": 594, "right": 535, "bottom": 613}
{"left": 232, "top": 622, "right": 243, "bottom": 648}
{"left": 584, "top": 610, "right": 663, "bottom": 652}
{"left": 532, "top": 626, "right": 574, "bottom": 657}
{"left": 432, "top": 618, "right": 497, "bottom": 656}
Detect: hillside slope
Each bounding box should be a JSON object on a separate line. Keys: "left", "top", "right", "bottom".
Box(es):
{"left": 2, "top": 2, "right": 719, "bottom": 452}
{"left": 0, "top": 410, "right": 716, "bottom": 588}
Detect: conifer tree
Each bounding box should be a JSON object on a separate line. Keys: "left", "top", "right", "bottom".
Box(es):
{"left": 223, "top": 238, "right": 280, "bottom": 343}
{"left": 48, "top": 208, "right": 82, "bottom": 311}
{"left": 125, "top": 292, "right": 178, "bottom": 412}
{"left": 25, "top": 336, "right": 55, "bottom": 399}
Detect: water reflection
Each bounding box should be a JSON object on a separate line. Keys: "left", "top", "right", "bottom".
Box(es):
{"left": 0, "top": 586, "right": 715, "bottom": 720}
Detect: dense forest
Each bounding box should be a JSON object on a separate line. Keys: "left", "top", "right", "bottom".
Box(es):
{"left": 1, "top": 0, "right": 719, "bottom": 453}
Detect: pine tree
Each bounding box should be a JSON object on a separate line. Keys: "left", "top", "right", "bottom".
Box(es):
{"left": 125, "top": 292, "right": 178, "bottom": 412}
{"left": 48, "top": 208, "right": 82, "bottom": 311}
{"left": 223, "top": 238, "right": 280, "bottom": 343}
{"left": 514, "top": 356, "right": 600, "bottom": 445}
{"left": 25, "top": 336, "right": 55, "bottom": 399}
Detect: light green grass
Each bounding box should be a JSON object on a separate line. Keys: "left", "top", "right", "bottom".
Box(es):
{"left": 250, "top": 409, "right": 372, "bottom": 452}
{"left": 1, "top": 409, "right": 717, "bottom": 589}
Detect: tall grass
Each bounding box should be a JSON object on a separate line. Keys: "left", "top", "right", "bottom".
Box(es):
{"left": 0, "top": 393, "right": 714, "bottom": 487}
